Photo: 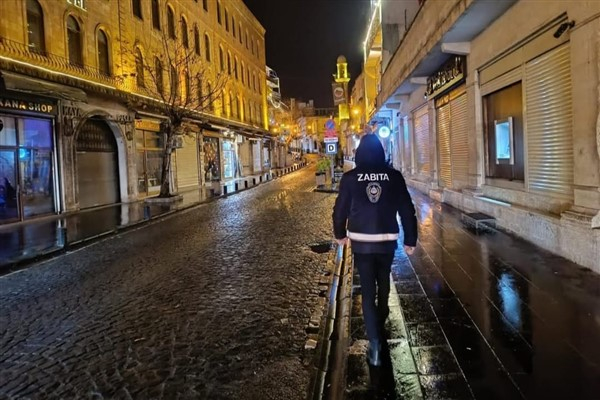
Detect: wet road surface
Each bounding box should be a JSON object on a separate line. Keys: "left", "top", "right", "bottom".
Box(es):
{"left": 0, "top": 167, "right": 334, "bottom": 400}
{"left": 346, "top": 188, "right": 600, "bottom": 399}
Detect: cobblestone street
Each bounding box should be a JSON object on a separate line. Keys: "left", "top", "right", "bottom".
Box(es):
{"left": 0, "top": 167, "right": 334, "bottom": 400}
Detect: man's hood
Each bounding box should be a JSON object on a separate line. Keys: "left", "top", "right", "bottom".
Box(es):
{"left": 355, "top": 134, "right": 386, "bottom": 168}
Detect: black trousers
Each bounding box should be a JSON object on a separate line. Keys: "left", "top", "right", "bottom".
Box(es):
{"left": 354, "top": 252, "right": 394, "bottom": 343}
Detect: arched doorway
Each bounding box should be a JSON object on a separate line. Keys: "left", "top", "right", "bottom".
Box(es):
{"left": 76, "top": 118, "right": 120, "bottom": 208}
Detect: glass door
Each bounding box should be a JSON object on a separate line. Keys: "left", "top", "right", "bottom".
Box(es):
{"left": 0, "top": 150, "right": 20, "bottom": 223}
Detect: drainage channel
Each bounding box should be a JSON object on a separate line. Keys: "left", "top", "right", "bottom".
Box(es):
{"left": 309, "top": 241, "right": 353, "bottom": 400}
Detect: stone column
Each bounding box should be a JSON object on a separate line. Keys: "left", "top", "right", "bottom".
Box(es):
{"left": 593, "top": 25, "right": 600, "bottom": 228}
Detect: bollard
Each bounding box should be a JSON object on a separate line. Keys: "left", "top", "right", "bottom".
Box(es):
{"left": 259, "top": 175, "right": 262, "bottom": 183}
{"left": 144, "top": 204, "right": 151, "bottom": 219}
{"left": 223, "top": 185, "right": 228, "bottom": 195}
{"left": 253, "top": 178, "right": 256, "bottom": 185}
{"left": 235, "top": 182, "right": 239, "bottom": 191}
{"left": 245, "top": 180, "right": 248, "bottom": 189}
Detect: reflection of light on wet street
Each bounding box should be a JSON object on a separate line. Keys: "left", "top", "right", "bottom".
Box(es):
{"left": 498, "top": 272, "right": 522, "bottom": 330}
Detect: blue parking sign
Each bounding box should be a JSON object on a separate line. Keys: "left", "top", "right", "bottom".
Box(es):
{"left": 326, "top": 142, "right": 337, "bottom": 154}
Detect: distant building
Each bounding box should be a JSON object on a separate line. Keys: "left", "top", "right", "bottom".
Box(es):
{"left": 0, "top": 0, "right": 272, "bottom": 226}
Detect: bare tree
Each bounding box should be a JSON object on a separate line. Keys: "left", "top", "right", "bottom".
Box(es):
{"left": 133, "top": 23, "right": 228, "bottom": 198}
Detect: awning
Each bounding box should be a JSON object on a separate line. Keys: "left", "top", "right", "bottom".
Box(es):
{"left": 1, "top": 70, "right": 87, "bottom": 102}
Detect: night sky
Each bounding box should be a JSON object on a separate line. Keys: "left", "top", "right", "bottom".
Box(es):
{"left": 243, "top": 0, "right": 371, "bottom": 108}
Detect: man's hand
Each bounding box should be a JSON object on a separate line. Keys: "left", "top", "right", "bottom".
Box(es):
{"left": 404, "top": 245, "right": 415, "bottom": 256}
{"left": 336, "top": 237, "right": 348, "bottom": 246}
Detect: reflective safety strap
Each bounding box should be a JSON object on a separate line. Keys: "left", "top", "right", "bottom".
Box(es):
{"left": 347, "top": 231, "right": 399, "bottom": 242}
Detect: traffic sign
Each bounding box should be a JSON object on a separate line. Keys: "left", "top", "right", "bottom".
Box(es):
{"left": 324, "top": 137, "right": 339, "bottom": 143}
{"left": 326, "top": 142, "right": 337, "bottom": 154}
{"left": 325, "top": 119, "right": 335, "bottom": 130}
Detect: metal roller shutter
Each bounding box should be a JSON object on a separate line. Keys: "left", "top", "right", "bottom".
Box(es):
{"left": 413, "top": 105, "right": 430, "bottom": 175}
{"left": 437, "top": 103, "right": 452, "bottom": 188}
{"left": 525, "top": 44, "right": 573, "bottom": 199}
{"left": 480, "top": 67, "right": 522, "bottom": 96}
{"left": 402, "top": 117, "right": 411, "bottom": 174}
{"left": 176, "top": 134, "right": 200, "bottom": 190}
{"left": 450, "top": 93, "right": 468, "bottom": 188}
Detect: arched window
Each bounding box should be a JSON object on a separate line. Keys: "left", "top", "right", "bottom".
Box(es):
{"left": 229, "top": 91, "right": 234, "bottom": 116}
{"left": 135, "top": 48, "right": 145, "bottom": 88}
{"left": 241, "top": 63, "right": 245, "bottom": 85}
{"left": 151, "top": 0, "right": 160, "bottom": 30}
{"left": 256, "top": 39, "right": 260, "bottom": 58}
{"left": 181, "top": 17, "right": 189, "bottom": 48}
{"left": 219, "top": 47, "right": 224, "bottom": 71}
{"left": 184, "top": 72, "right": 190, "bottom": 101}
{"left": 217, "top": 1, "right": 222, "bottom": 25}
{"left": 194, "top": 26, "right": 200, "bottom": 55}
{"left": 197, "top": 77, "right": 203, "bottom": 106}
{"left": 167, "top": 7, "right": 175, "bottom": 39}
{"left": 234, "top": 57, "right": 238, "bottom": 80}
{"left": 97, "top": 29, "right": 110, "bottom": 76}
{"left": 232, "top": 15, "right": 236, "bottom": 38}
{"left": 227, "top": 52, "right": 231, "bottom": 75}
{"left": 204, "top": 34, "right": 211, "bottom": 62}
{"left": 26, "top": 0, "right": 45, "bottom": 53}
{"left": 67, "top": 16, "right": 83, "bottom": 66}
{"left": 235, "top": 97, "right": 240, "bottom": 119}
{"left": 170, "top": 64, "right": 178, "bottom": 98}
{"left": 155, "top": 57, "right": 163, "bottom": 94}
{"left": 202, "top": 0, "right": 208, "bottom": 12}
{"left": 132, "top": 0, "right": 142, "bottom": 19}
{"left": 224, "top": 8, "right": 229, "bottom": 31}
{"left": 206, "top": 81, "right": 213, "bottom": 111}
{"left": 221, "top": 92, "right": 226, "bottom": 115}
{"left": 238, "top": 23, "right": 242, "bottom": 44}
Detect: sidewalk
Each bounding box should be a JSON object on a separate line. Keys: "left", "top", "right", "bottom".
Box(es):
{"left": 0, "top": 163, "right": 306, "bottom": 271}
{"left": 345, "top": 188, "right": 600, "bottom": 399}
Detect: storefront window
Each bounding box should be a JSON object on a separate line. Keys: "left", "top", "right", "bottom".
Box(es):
{"left": 222, "top": 140, "right": 235, "bottom": 179}
{"left": 203, "top": 136, "right": 220, "bottom": 182}
{"left": 484, "top": 82, "right": 524, "bottom": 181}
{"left": 1, "top": 115, "right": 55, "bottom": 223}
{"left": 136, "top": 129, "right": 163, "bottom": 195}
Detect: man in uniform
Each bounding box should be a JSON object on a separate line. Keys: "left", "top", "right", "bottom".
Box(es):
{"left": 332, "top": 133, "right": 418, "bottom": 366}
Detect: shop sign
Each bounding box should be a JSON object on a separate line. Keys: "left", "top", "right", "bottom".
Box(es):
{"left": 0, "top": 97, "right": 55, "bottom": 114}
{"left": 66, "top": 0, "right": 86, "bottom": 11}
{"left": 135, "top": 119, "right": 161, "bottom": 132}
{"left": 425, "top": 56, "right": 466, "bottom": 98}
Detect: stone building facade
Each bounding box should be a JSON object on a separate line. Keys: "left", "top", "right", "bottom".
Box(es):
{"left": 0, "top": 0, "right": 270, "bottom": 226}
{"left": 369, "top": 0, "right": 600, "bottom": 272}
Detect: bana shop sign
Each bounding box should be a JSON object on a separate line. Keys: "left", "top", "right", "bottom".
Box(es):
{"left": 0, "top": 97, "right": 55, "bottom": 114}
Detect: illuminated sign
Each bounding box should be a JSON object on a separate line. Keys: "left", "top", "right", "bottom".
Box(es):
{"left": 426, "top": 56, "right": 466, "bottom": 98}
{"left": 0, "top": 98, "right": 55, "bottom": 114}
{"left": 67, "top": 0, "right": 87, "bottom": 11}
{"left": 377, "top": 126, "right": 390, "bottom": 139}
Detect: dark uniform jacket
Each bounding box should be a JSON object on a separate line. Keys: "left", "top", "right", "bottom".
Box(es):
{"left": 332, "top": 134, "right": 418, "bottom": 254}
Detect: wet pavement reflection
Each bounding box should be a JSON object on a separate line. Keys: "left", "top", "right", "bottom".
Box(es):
{"left": 346, "top": 189, "right": 600, "bottom": 399}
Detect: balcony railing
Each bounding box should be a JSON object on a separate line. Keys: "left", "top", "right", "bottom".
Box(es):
{"left": 0, "top": 36, "right": 120, "bottom": 88}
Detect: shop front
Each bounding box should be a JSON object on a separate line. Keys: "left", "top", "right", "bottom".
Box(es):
{"left": 175, "top": 126, "right": 200, "bottom": 192}
{"left": 135, "top": 119, "right": 164, "bottom": 198}
{"left": 202, "top": 131, "right": 222, "bottom": 184}
{"left": 427, "top": 56, "right": 468, "bottom": 190}
{"left": 478, "top": 23, "right": 573, "bottom": 208}
{"left": 76, "top": 118, "right": 121, "bottom": 208}
{"left": 0, "top": 96, "right": 58, "bottom": 225}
